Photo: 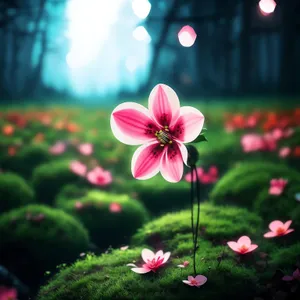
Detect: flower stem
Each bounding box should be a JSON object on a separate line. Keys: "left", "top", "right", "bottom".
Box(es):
{"left": 194, "top": 166, "right": 201, "bottom": 276}
{"left": 190, "top": 166, "right": 196, "bottom": 275}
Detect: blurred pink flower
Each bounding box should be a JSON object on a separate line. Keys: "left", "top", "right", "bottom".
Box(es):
{"left": 0, "top": 286, "right": 17, "bottom": 300}
{"left": 282, "top": 268, "right": 300, "bottom": 281}
{"left": 109, "top": 202, "right": 122, "bottom": 213}
{"left": 241, "top": 134, "right": 264, "bottom": 152}
{"left": 262, "top": 132, "right": 277, "bottom": 151}
{"left": 74, "top": 201, "right": 84, "bottom": 210}
{"left": 279, "top": 147, "right": 291, "bottom": 158}
{"left": 283, "top": 128, "right": 294, "bottom": 138}
{"left": 86, "top": 167, "right": 112, "bottom": 186}
{"left": 182, "top": 275, "right": 207, "bottom": 287}
{"left": 227, "top": 236, "right": 258, "bottom": 254}
{"left": 70, "top": 161, "right": 87, "bottom": 177}
{"left": 272, "top": 128, "right": 284, "bottom": 141}
{"left": 185, "top": 166, "right": 218, "bottom": 184}
{"left": 49, "top": 141, "right": 66, "bottom": 155}
{"left": 177, "top": 260, "right": 189, "bottom": 268}
{"left": 264, "top": 220, "right": 294, "bottom": 238}
{"left": 111, "top": 84, "right": 205, "bottom": 183}
{"left": 269, "top": 178, "right": 288, "bottom": 196}
{"left": 120, "top": 245, "right": 129, "bottom": 251}
{"left": 78, "top": 143, "right": 93, "bottom": 156}
{"left": 127, "top": 248, "right": 171, "bottom": 274}
{"left": 31, "top": 213, "right": 45, "bottom": 222}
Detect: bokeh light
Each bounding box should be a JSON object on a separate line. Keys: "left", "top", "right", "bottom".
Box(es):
{"left": 259, "top": 0, "right": 277, "bottom": 16}
{"left": 132, "top": 26, "right": 151, "bottom": 43}
{"left": 132, "top": 0, "right": 151, "bottom": 19}
{"left": 178, "top": 25, "right": 197, "bottom": 47}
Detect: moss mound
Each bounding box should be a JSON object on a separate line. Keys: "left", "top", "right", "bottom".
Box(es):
{"left": 57, "top": 190, "right": 150, "bottom": 248}
{"left": 210, "top": 161, "right": 300, "bottom": 208}
{"left": 254, "top": 183, "right": 300, "bottom": 222}
{"left": 38, "top": 245, "right": 258, "bottom": 300}
{"left": 117, "top": 176, "right": 189, "bottom": 215}
{"left": 132, "top": 203, "right": 262, "bottom": 247}
{"left": 55, "top": 183, "right": 89, "bottom": 207}
{"left": 1, "top": 144, "right": 50, "bottom": 178}
{"left": 32, "top": 160, "right": 79, "bottom": 205}
{"left": 0, "top": 172, "right": 34, "bottom": 213}
{"left": 0, "top": 204, "right": 89, "bottom": 286}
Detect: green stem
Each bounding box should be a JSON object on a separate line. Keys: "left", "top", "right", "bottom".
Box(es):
{"left": 190, "top": 166, "right": 196, "bottom": 276}
{"left": 194, "top": 166, "right": 201, "bottom": 275}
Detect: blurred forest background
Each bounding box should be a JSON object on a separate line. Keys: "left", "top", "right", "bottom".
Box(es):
{"left": 0, "top": 0, "right": 299, "bottom": 103}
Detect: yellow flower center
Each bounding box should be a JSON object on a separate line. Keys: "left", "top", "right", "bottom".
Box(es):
{"left": 155, "top": 126, "right": 173, "bottom": 147}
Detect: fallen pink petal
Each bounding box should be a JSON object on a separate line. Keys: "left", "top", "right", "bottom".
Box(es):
{"left": 182, "top": 275, "right": 207, "bottom": 287}
{"left": 70, "top": 161, "right": 87, "bottom": 177}
{"left": 86, "top": 167, "right": 113, "bottom": 186}
{"left": 269, "top": 178, "right": 288, "bottom": 196}
{"left": 78, "top": 143, "right": 93, "bottom": 156}
{"left": 227, "top": 236, "right": 258, "bottom": 254}
{"left": 49, "top": 141, "right": 66, "bottom": 155}
{"left": 177, "top": 261, "right": 190, "bottom": 268}
{"left": 109, "top": 202, "right": 122, "bottom": 213}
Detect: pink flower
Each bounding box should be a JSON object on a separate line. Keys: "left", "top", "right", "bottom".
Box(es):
{"left": 78, "top": 143, "right": 93, "bottom": 156}
{"left": 49, "top": 141, "right": 66, "bottom": 155}
{"left": 111, "top": 84, "right": 204, "bottom": 183}
{"left": 74, "top": 201, "right": 84, "bottom": 210}
{"left": 0, "top": 286, "right": 17, "bottom": 300}
{"left": 264, "top": 220, "right": 294, "bottom": 238}
{"left": 241, "top": 134, "right": 264, "bottom": 152}
{"left": 272, "top": 128, "right": 284, "bottom": 141}
{"left": 227, "top": 236, "right": 258, "bottom": 254}
{"left": 120, "top": 245, "right": 129, "bottom": 251}
{"left": 262, "top": 133, "right": 277, "bottom": 151}
{"left": 182, "top": 275, "right": 207, "bottom": 287}
{"left": 177, "top": 261, "right": 189, "bottom": 268}
{"left": 109, "top": 202, "right": 122, "bottom": 213}
{"left": 283, "top": 128, "right": 294, "bottom": 138}
{"left": 185, "top": 166, "right": 218, "bottom": 184}
{"left": 279, "top": 147, "right": 291, "bottom": 158}
{"left": 70, "top": 161, "right": 87, "bottom": 177}
{"left": 269, "top": 178, "right": 288, "bottom": 196}
{"left": 127, "top": 248, "right": 171, "bottom": 274}
{"left": 282, "top": 268, "right": 300, "bottom": 282}
{"left": 86, "top": 167, "right": 113, "bottom": 186}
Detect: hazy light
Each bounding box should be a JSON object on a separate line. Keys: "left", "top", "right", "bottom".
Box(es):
{"left": 125, "top": 57, "right": 138, "bottom": 72}
{"left": 259, "top": 0, "right": 277, "bottom": 15}
{"left": 132, "top": 26, "right": 151, "bottom": 43}
{"left": 132, "top": 0, "right": 151, "bottom": 19}
{"left": 178, "top": 25, "right": 197, "bottom": 47}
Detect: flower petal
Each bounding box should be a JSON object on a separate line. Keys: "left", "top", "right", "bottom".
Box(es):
{"left": 269, "top": 220, "right": 283, "bottom": 232}
{"left": 195, "top": 275, "right": 207, "bottom": 285}
{"left": 148, "top": 84, "right": 180, "bottom": 127}
{"left": 188, "top": 276, "right": 195, "bottom": 282}
{"left": 227, "top": 241, "right": 239, "bottom": 252}
{"left": 245, "top": 244, "right": 258, "bottom": 253}
{"left": 111, "top": 102, "right": 158, "bottom": 145}
{"left": 283, "top": 220, "right": 292, "bottom": 231}
{"left": 237, "top": 236, "right": 251, "bottom": 247}
{"left": 162, "top": 251, "right": 171, "bottom": 263}
{"left": 177, "top": 142, "right": 188, "bottom": 166}
{"left": 284, "top": 229, "right": 294, "bottom": 235}
{"left": 131, "top": 142, "right": 165, "bottom": 180}
{"left": 172, "top": 106, "right": 205, "bottom": 143}
{"left": 155, "top": 250, "right": 164, "bottom": 260}
{"left": 131, "top": 267, "right": 151, "bottom": 274}
{"left": 141, "top": 249, "right": 155, "bottom": 263}
{"left": 264, "top": 231, "right": 277, "bottom": 238}
{"left": 126, "top": 263, "right": 137, "bottom": 267}
{"left": 282, "top": 275, "right": 294, "bottom": 281}
{"left": 182, "top": 280, "right": 193, "bottom": 286}
{"left": 160, "top": 143, "right": 184, "bottom": 183}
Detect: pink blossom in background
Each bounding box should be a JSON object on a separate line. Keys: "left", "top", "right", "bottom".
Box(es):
{"left": 227, "top": 236, "right": 258, "bottom": 254}
{"left": 241, "top": 134, "right": 264, "bottom": 152}
{"left": 262, "top": 132, "right": 277, "bottom": 151}
{"left": 127, "top": 248, "right": 171, "bottom": 274}
{"left": 283, "top": 128, "right": 294, "bottom": 138}
{"left": 272, "top": 128, "right": 284, "bottom": 141}
{"left": 182, "top": 275, "right": 207, "bottom": 287}
{"left": 0, "top": 286, "right": 17, "bottom": 300}
{"left": 70, "top": 161, "right": 87, "bottom": 177}
{"left": 177, "top": 261, "right": 189, "bottom": 268}
{"left": 185, "top": 166, "right": 218, "bottom": 184}
{"left": 282, "top": 268, "right": 300, "bottom": 282}
{"left": 86, "top": 167, "right": 113, "bottom": 186}
{"left": 279, "top": 147, "right": 291, "bottom": 158}
{"left": 74, "top": 201, "right": 84, "bottom": 210}
{"left": 78, "top": 143, "right": 93, "bottom": 156}
{"left": 259, "top": 0, "right": 277, "bottom": 15}
{"left": 111, "top": 84, "right": 205, "bottom": 183}
{"left": 269, "top": 178, "right": 288, "bottom": 196}
{"left": 178, "top": 25, "right": 197, "bottom": 47}
{"left": 264, "top": 220, "right": 294, "bottom": 238}
{"left": 109, "top": 202, "right": 122, "bottom": 213}
{"left": 120, "top": 245, "right": 129, "bottom": 251}
{"left": 49, "top": 141, "right": 66, "bottom": 155}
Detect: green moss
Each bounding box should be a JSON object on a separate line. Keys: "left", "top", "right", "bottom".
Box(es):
{"left": 32, "top": 160, "right": 79, "bottom": 205}
{"left": 38, "top": 245, "right": 258, "bottom": 300}
{"left": 0, "top": 172, "right": 34, "bottom": 213}
{"left": 210, "top": 161, "right": 300, "bottom": 208}
{"left": 116, "top": 176, "right": 189, "bottom": 215}
{"left": 55, "top": 183, "right": 89, "bottom": 207}
{"left": 254, "top": 183, "right": 300, "bottom": 221}
{"left": 291, "top": 206, "right": 300, "bottom": 230}
{"left": 0, "top": 204, "right": 89, "bottom": 286}
{"left": 270, "top": 242, "right": 300, "bottom": 271}
{"left": 57, "top": 190, "right": 150, "bottom": 248}
{"left": 132, "top": 203, "right": 262, "bottom": 247}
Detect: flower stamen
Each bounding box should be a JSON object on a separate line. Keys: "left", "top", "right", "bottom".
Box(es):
{"left": 155, "top": 129, "right": 172, "bottom": 145}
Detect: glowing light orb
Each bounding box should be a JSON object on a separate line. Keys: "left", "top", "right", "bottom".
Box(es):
{"left": 178, "top": 25, "right": 197, "bottom": 47}
{"left": 132, "top": 26, "right": 151, "bottom": 43}
{"left": 132, "top": 0, "right": 151, "bottom": 19}
{"left": 259, "top": 0, "right": 277, "bottom": 15}
{"left": 125, "top": 57, "right": 138, "bottom": 72}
